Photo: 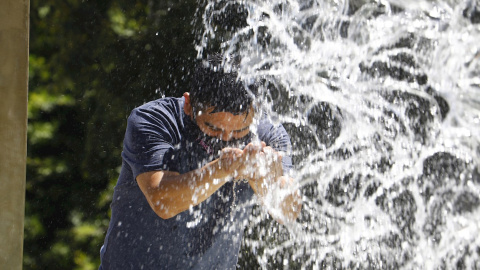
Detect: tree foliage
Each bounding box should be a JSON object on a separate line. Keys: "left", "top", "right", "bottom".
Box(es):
{"left": 27, "top": 1, "right": 198, "bottom": 268}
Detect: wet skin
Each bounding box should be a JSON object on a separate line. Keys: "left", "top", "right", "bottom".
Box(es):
{"left": 183, "top": 92, "right": 254, "bottom": 141}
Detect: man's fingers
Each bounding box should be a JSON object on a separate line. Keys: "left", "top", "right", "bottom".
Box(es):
{"left": 243, "top": 142, "right": 262, "bottom": 154}
{"left": 263, "top": 145, "right": 273, "bottom": 153}
{"left": 229, "top": 142, "right": 285, "bottom": 182}
{"left": 221, "top": 147, "right": 243, "bottom": 154}
{"left": 220, "top": 147, "right": 243, "bottom": 158}
{"left": 263, "top": 146, "right": 283, "bottom": 158}
{"left": 218, "top": 148, "right": 244, "bottom": 174}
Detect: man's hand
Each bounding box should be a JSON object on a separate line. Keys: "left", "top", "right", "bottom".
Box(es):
{"left": 233, "top": 143, "right": 281, "bottom": 181}
{"left": 215, "top": 147, "right": 244, "bottom": 179}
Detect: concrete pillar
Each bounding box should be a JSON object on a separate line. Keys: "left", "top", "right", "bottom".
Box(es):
{"left": 0, "top": 0, "right": 30, "bottom": 269}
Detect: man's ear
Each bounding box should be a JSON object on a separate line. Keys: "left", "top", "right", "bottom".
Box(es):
{"left": 183, "top": 92, "right": 192, "bottom": 116}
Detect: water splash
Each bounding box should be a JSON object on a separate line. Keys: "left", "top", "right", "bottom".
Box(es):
{"left": 198, "top": 0, "right": 480, "bottom": 268}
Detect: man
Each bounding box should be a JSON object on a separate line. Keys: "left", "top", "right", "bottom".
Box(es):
{"left": 99, "top": 56, "right": 302, "bottom": 269}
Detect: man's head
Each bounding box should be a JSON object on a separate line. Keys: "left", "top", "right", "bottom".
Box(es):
{"left": 184, "top": 55, "right": 257, "bottom": 141}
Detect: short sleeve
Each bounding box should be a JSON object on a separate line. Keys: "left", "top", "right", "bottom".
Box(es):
{"left": 121, "top": 104, "right": 181, "bottom": 179}
{"left": 257, "top": 119, "right": 293, "bottom": 174}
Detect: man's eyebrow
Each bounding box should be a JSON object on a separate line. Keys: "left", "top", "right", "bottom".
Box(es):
{"left": 205, "top": 122, "right": 250, "bottom": 133}
{"left": 234, "top": 125, "right": 250, "bottom": 133}
{"left": 205, "top": 122, "right": 220, "bottom": 130}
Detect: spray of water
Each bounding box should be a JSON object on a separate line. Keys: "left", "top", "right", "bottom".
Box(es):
{"left": 196, "top": 0, "right": 480, "bottom": 268}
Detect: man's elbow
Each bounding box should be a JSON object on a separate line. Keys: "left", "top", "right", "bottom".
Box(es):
{"left": 155, "top": 209, "right": 177, "bottom": 220}
{"left": 148, "top": 199, "right": 180, "bottom": 220}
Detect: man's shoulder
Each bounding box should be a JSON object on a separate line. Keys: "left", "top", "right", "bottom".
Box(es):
{"left": 257, "top": 114, "right": 281, "bottom": 133}
{"left": 257, "top": 114, "right": 291, "bottom": 142}
{"left": 134, "top": 96, "right": 184, "bottom": 113}
{"left": 129, "top": 96, "right": 184, "bottom": 121}
{"left": 126, "top": 96, "right": 186, "bottom": 135}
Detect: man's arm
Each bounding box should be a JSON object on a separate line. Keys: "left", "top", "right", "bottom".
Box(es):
{"left": 237, "top": 143, "right": 303, "bottom": 223}
{"left": 248, "top": 175, "right": 302, "bottom": 223}
{"left": 137, "top": 148, "right": 243, "bottom": 219}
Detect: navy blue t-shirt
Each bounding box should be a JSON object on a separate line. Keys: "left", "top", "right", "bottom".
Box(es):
{"left": 99, "top": 97, "right": 292, "bottom": 270}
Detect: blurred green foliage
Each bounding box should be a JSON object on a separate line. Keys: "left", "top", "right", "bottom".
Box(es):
{"left": 26, "top": 0, "right": 199, "bottom": 268}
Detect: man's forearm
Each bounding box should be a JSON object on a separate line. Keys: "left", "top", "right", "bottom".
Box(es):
{"left": 248, "top": 176, "right": 302, "bottom": 223}
{"left": 138, "top": 158, "right": 233, "bottom": 219}
{"left": 280, "top": 184, "right": 302, "bottom": 222}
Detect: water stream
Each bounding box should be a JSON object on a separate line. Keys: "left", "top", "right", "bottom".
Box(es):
{"left": 197, "top": 0, "right": 479, "bottom": 268}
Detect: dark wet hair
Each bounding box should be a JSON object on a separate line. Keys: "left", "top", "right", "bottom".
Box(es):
{"left": 190, "top": 54, "right": 257, "bottom": 115}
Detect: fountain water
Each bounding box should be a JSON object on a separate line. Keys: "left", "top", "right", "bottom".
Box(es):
{"left": 196, "top": 0, "right": 480, "bottom": 269}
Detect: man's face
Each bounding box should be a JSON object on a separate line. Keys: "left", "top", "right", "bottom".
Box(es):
{"left": 194, "top": 106, "right": 254, "bottom": 141}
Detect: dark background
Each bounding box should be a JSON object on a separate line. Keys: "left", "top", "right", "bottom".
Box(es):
{"left": 27, "top": 1, "right": 204, "bottom": 268}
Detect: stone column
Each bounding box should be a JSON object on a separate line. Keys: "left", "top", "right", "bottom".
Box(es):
{"left": 0, "top": 0, "right": 30, "bottom": 269}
